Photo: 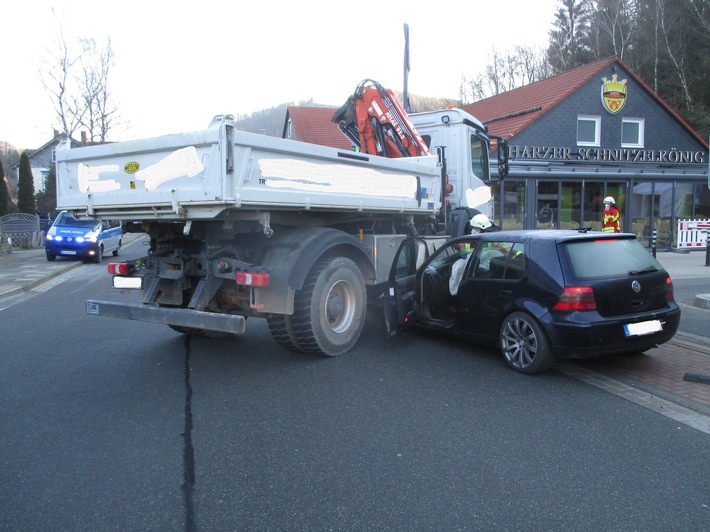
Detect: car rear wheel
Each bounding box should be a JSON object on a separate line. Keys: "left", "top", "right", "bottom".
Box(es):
{"left": 112, "top": 240, "right": 122, "bottom": 256}
{"left": 499, "top": 311, "right": 555, "bottom": 374}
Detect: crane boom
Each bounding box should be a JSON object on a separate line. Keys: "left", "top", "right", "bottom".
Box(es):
{"left": 332, "top": 79, "right": 431, "bottom": 158}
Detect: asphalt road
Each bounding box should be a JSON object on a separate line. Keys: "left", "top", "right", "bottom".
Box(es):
{"left": 671, "top": 276, "right": 710, "bottom": 337}
{"left": 1, "top": 240, "right": 709, "bottom": 531}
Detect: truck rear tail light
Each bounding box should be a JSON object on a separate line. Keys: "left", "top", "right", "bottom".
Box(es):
{"left": 553, "top": 286, "right": 597, "bottom": 311}
{"left": 108, "top": 263, "right": 134, "bottom": 275}
{"left": 235, "top": 272, "right": 270, "bottom": 287}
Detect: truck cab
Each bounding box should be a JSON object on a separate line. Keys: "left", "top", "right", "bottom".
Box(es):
{"left": 411, "top": 108, "right": 506, "bottom": 235}
{"left": 411, "top": 108, "right": 495, "bottom": 212}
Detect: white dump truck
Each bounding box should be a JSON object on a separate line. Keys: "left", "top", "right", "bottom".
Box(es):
{"left": 55, "top": 80, "right": 507, "bottom": 356}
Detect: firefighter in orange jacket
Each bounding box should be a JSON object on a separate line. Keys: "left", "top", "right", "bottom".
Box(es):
{"left": 602, "top": 196, "right": 621, "bottom": 233}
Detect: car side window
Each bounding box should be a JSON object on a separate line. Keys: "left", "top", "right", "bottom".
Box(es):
{"left": 470, "top": 241, "right": 524, "bottom": 280}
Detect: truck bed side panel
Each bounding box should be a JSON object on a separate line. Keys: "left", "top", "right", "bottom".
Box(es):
{"left": 56, "top": 119, "right": 443, "bottom": 220}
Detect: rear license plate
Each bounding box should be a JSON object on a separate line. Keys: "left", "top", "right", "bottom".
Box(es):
{"left": 624, "top": 320, "right": 662, "bottom": 337}
{"left": 60, "top": 250, "right": 77, "bottom": 255}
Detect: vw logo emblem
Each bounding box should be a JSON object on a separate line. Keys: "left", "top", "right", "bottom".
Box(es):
{"left": 631, "top": 280, "right": 641, "bottom": 293}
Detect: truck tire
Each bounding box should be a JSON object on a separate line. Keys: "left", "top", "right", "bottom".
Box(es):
{"left": 266, "top": 314, "right": 301, "bottom": 351}
{"left": 292, "top": 257, "right": 366, "bottom": 356}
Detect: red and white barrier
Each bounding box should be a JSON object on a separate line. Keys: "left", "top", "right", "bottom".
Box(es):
{"left": 676, "top": 219, "right": 710, "bottom": 249}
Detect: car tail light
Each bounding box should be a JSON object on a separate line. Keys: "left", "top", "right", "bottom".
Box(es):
{"left": 107, "top": 263, "right": 133, "bottom": 275}
{"left": 235, "top": 271, "right": 270, "bottom": 287}
{"left": 665, "top": 276, "right": 674, "bottom": 301}
{"left": 553, "top": 286, "right": 597, "bottom": 311}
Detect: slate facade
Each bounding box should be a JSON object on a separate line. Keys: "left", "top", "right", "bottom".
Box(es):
{"left": 463, "top": 57, "right": 709, "bottom": 250}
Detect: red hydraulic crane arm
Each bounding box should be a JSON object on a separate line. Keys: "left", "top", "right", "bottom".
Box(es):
{"left": 333, "top": 79, "right": 431, "bottom": 158}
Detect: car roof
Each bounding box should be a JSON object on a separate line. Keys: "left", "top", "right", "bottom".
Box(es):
{"left": 450, "top": 229, "right": 638, "bottom": 244}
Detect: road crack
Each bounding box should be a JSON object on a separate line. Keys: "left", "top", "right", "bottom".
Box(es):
{"left": 181, "top": 335, "right": 197, "bottom": 531}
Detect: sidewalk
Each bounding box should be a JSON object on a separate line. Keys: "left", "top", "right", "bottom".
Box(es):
{"left": 1, "top": 242, "right": 709, "bottom": 414}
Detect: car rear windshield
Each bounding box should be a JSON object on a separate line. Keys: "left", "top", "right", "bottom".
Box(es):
{"left": 564, "top": 238, "right": 663, "bottom": 279}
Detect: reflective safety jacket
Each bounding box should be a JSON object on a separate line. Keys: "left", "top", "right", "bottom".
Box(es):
{"left": 602, "top": 206, "right": 621, "bottom": 233}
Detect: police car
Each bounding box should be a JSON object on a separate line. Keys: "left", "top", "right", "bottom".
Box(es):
{"left": 45, "top": 211, "right": 123, "bottom": 263}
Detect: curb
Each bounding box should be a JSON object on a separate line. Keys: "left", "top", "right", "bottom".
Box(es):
{"left": 694, "top": 294, "right": 710, "bottom": 310}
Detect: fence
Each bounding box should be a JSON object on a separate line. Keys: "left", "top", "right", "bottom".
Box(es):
{"left": 676, "top": 219, "right": 710, "bottom": 249}
{"left": 0, "top": 213, "right": 42, "bottom": 251}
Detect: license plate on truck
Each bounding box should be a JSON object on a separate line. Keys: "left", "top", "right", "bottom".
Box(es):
{"left": 624, "top": 320, "right": 662, "bottom": 337}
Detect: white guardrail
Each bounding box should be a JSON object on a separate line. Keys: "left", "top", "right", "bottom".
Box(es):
{"left": 676, "top": 218, "right": 710, "bottom": 249}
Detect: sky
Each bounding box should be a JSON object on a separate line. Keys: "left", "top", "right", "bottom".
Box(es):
{"left": 1, "top": 0, "right": 559, "bottom": 149}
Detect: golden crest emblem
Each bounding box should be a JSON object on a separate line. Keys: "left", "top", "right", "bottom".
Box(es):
{"left": 601, "top": 74, "right": 627, "bottom": 114}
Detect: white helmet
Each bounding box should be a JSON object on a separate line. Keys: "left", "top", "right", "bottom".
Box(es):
{"left": 470, "top": 213, "right": 492, "bottom": 231}
{"left": 603, "top": 196, "right": 615, "bottom": 205}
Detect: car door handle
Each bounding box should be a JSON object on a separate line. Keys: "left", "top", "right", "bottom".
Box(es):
{"left": 498, "top": 290, "right": 513, "bottom": 296}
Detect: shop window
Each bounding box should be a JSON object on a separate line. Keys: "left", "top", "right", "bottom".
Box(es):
{"left": 577, "top": 115, "right": 600, "bottom": 146}
{"left": 582, "top": 182, "right": 604, "bottom": 231}
{"left": 560, "top": 181, "right": 582, "bottom": 228}
{"left": 537, "top": 181, "right": 558, "bottom": 228}
{"left": 622, "top": 118, "right": 644, "bottom": 148}
{"left": 501, "top": 181, "right": 525, "bottom": 230}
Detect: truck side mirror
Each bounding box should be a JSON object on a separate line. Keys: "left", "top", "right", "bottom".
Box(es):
{"left": 497, "top": 138, "right": 509, "bottom": 179}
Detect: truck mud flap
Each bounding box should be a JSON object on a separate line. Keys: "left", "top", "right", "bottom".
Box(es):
{"left": 85, "top": 300, "right": 246, "bottom": 335}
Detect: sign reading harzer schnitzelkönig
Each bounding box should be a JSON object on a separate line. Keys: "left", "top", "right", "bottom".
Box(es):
{"left": 509, "top": 145, "right": 706, "bottom": 164}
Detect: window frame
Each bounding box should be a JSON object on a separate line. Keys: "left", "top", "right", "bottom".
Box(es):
{"left": 621, "top": 117, "right": 645, "bottom": 148}
{"left": 577, "top": 115, "right": 601, "bottom": 147}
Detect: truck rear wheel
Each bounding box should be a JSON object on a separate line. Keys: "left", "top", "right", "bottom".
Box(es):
{"left": 266, "top": 314, "right": 301, "bottom": 351}
{"left": 292, "top": 257, "right": 366, "bottom": 356}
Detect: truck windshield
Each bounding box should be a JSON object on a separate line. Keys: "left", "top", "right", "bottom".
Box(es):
{"left": 471, "top": 133, "right": 490, "bottom": 181}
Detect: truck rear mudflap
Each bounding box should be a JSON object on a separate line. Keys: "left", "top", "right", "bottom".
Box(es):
{"left": 85, "top": 300, "right": 246, "bottom": 335}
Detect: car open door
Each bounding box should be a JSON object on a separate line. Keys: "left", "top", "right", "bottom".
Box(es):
{"left": 384, "top": 236, "right": 446, "bottom": 336}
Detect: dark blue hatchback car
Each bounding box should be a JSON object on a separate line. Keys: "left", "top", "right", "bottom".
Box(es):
{"left": 385, "top": 230, "right": 681, "bottom": 374}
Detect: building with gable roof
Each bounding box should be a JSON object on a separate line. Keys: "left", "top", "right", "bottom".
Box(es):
{"left": 9, "top": 131, "right": 84, "bottom": 196}
{"left": 463, "top": 57, "right": 709, "bottom": 249}
{"left": 284, "top": 58, "right": 708, "bottom": 249}
{"left": 283, "top": 107, "right": 352, "bottom": 150}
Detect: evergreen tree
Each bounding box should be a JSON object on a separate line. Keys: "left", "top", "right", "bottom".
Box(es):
{"left": 547, "top": 0, "right": 594, "bottom": 74}
{"left": 17, "top": 151, "right": 37, "bottom": 215}
{"left": 0, "top": 159, "right": 10, "bottom": 216}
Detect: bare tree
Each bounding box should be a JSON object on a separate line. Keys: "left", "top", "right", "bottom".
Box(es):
{"left": 590, "top": 0, "right": 637, "bottom": 60}
{"left": 40, "top": 25, "right": 120, "bottom": 144}
{"left": 40, "top": 26, "right": 85, "bottom": 139}
{"left": 459, "top": 45, "right": 550, "bottom": 103}
{"left": 687, "top": 0, "right": 710, "bottom": 33}
{"left": 77, "top": 38, "right": 119, "bottom": 143}
{"left": 658, "top": 1, "right": 694, "bottom": 110}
